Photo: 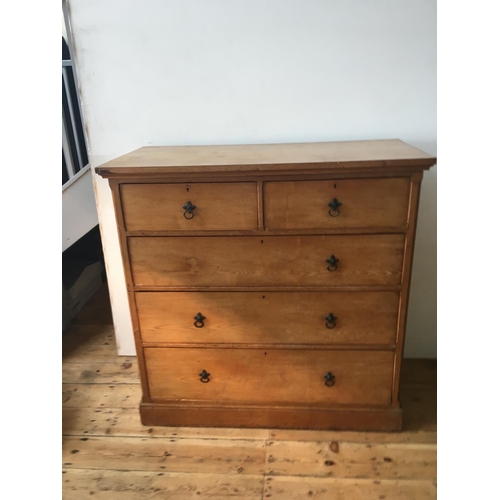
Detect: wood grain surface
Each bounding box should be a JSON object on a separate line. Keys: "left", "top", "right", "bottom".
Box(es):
{"left": 95, "top": 139, "right": 436, "bottom": 176}
{"left": 62, "top": 304, "right": 436, "bottom": 499}
{"left": 136, "top": 291, "right": 400, "bottom": 346}
{"left": 93, "top": 140, "right": 434, "bottom": 437}
{"left": 129, "top": 234, "right": 405, "bottom": 287}
{"left": 144, "top": 348, "right": 394, "bottom": 406}
{"left": 264, "top": 178, "right": 410, "bottom": 229}
{"left": 121, "top": 182, "right": 258, "bottom": 231}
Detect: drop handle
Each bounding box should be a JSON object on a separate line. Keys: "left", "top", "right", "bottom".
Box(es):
{"left": 199, "top": 370, "right": 210, "bottom": 383}
{"left": 183, "top": 200, "right": 196, "bottom": 219}
{"left": 323, "top": 371, "right": 335, "bottom": 387}
{"left": 324, "top": 313, "right": 337, "bottom": 329}
{"left": 326, "top": 254, "right": 339, "bottom": 272}
{"left": 328, "top": 198, "right": 342, "bottom": 217}
{"left": 193, "top": 312, "right": 206, "bottom": 328}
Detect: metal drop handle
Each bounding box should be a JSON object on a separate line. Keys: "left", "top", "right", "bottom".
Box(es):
{"left": 193, "top": 312, "right": 206, "bottom": 328}
{"left": 183, "top": 201, "right": 196, "bottom": 219}
{"left": 324, "top": 371, "right": 335, "bottom": 387}
{"left": 326, "top": 255, "right": 339, "bottom": 272}
{"left": 199, "top": 370, "right": 210, "bottom": 383}
{"left": 328, "top": 198, "right": 342, "bottom": 217}
{"left": 325, "top": 313, "right": 337, "bottom": 329}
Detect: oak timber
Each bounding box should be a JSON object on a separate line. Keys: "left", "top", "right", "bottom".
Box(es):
{"left": 264, "top": 178, "right": 410, "bottom": 229}
{"left": 95, "top": 139, "right": 435, "bottom": 433}
{"left": 144, "top": 348, "right": 394, "bottom": 406}
{"left": 128, "top": 234, "right": 405, "bottom": 287}
{"left": 121, "top": 182, "right": 258, "bottom": 231}
{"left": 95, "top": 139, "right": 436, "bottom": 176}
{"left": 135, "top": 291, "right": 400, "bottom": 346}
{"left": 62, "top": 301, "right": 437, "bottom": 499}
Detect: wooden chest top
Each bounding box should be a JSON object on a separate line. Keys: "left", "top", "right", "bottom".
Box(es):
{"left": 96, "top": 139, "right": 435, "bottom": 177}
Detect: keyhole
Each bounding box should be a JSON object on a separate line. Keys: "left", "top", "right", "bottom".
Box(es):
{"left": 186, "top": 187, "right": 189, "bottom": 192}
{"left": 262, "top": 295, "right": 266, "bottom": 299}
{"left": 334, "top": 184, "right": 337, "bottom": 188}
{"left": 261, "top": 240, "right": 264, "bottom": 244}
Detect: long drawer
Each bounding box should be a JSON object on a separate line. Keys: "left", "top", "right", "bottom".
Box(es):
{"left": 121, "top": 182, "right": 258, "bottom": 231}
{"left": 129, "top": 234, "right": 405, "bottom": 287}
{"left": 264, "top": 178, "right": 410, "bottom": 229}
{"left": 144, "top": 348, "right": 394, "bottom": 406}
{"left": 136, "top": 291, "right": 400, "bottom": 345}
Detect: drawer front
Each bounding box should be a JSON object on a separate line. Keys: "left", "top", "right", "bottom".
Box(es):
{"left": 121, "top": 182, "right": 258, "bottom": 231}
{"left": 129, "top": 234, "right": 405, "bottom": 287}
{"left": 137, "top": 291, "right": 400, "bottom": 345}
{"left": 145, "top": 348, "right": 394, "bottom": 406}
{"left": 264, "top": 178, "right": 410, "bottom": 229}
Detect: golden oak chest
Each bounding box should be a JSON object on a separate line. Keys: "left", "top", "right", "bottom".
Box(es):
{"left": 97, "top": 139, "right": 435, "bottom": 431}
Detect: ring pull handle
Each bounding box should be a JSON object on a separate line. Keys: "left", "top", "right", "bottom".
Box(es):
{"left": 183, "top": 201, "right": 196, "bottom": 219}
{"left": 193, "top": 312, "right": 206, "bottom": 328}
{"left": 328, "top": 198, "right": 342, "bottom": 217}
{"left": 323, "top": 371, "right": 335, "bottom": 387}
{"left": 325, "top": 313, "right": 337, "bottom": 329}
{"left": 326, "top": 254, "right": 339, "bottom": 272}
{"left": 199, "top": 370, "right": 210, "bottom": 383}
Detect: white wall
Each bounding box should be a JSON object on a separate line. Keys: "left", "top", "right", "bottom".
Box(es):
{"left": 68, "top": 0, "right": 436, "bottom": 357}
{"left": 62, "top": 168, "right": 98, "bottom": 252}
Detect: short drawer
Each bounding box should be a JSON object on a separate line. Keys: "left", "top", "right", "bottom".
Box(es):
{"left": 145, "top": 347, "right": 394, "bottom": 406}
{"left": 129, "top": 234, "right": 405, "bottom": 287}
{"left": 136, "top": 291, "right": 400, "bottom": 345}
{"left": 121, "top": 182, "right": 258, "bottom": 231}
{"left": 264, "top": 178, "right": 410, "bottom": 229}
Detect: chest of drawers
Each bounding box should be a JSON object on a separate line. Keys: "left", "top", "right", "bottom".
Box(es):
{"left": 96, "top": 139, "right": 435, "bottom": 431}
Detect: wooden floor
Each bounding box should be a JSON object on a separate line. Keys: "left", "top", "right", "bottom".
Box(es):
{"left": 63, "top": 285, "right": 437, "bottom": 499}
